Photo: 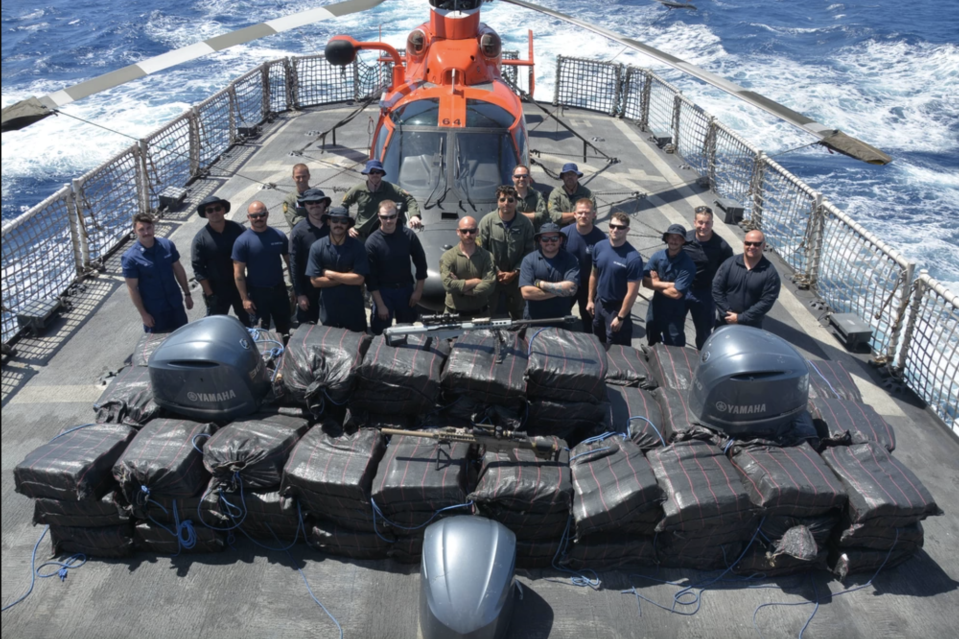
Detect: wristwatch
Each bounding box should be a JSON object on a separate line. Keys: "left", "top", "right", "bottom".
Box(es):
{"left": 616, "top": 315, "right": 626, "bottom": 322}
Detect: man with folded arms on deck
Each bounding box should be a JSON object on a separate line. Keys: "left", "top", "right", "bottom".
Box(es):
{"left": 643, "top": 223, "right": 696, "bottom": 347}
{"left": 282, "top": 163, "right": 313, "bottom": 229}
{"left": 547, "top": 163, "right": 596, "bottom": 227}
{"left": 478, "top": 185, "right": 535, "bottom": 320}
{"left": 191, "top": 195, "right": 249, "bottom": 326}
{"left": 342, "top": 159, "right": 423, "bottom": 240}
{"left": 306, "top": 207, "right": 370, "bottom": 333}
{"left": 519, "top": 223, "right": 579, "bottom": 328}
{"left": 683, "top": 205, "right": 733, "bottom": 348}
{"left": 712, "top": 230, "right": 781, "bottom": 329}
{"left": 561, "top": 198, "right": 607, "bottom": 333}
{"left": 232, "top": 201, "right": 295, "bottom": 335}
{"left": 440, "top": 217, "right": 496, "bottom": 319}
{"left": 289, "top": 188, "right": 332, "bottom": 325}
{"left": 587, "top": 211, "right": 643, "bottom": 346}
{"left": 123, "top": 213, "right": 193, "bottom": 333}
{"left": 513, "top": 164, "right": 549, "bottom": 233}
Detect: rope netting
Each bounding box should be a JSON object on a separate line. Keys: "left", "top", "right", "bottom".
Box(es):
{"left": 196, "top": 90, "right": 233, "bottom": 169}
{"left": 233, "top": 68, "right": 266, "bottom": 129}
{"left": 143, "top": 114, "right": 194, "bottom": 207}
{"left": 553, "top": 56, "right": 622, "bottom": 116}
{"left": 73, "top": 146, "right": 141, "bottom": 267}
{"left": 754, "top": 158, "right": 817, "bottom": 277}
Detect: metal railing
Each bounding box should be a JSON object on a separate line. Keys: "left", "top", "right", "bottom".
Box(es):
{"left": 1, "top": 52, "right": 956, "bottom": 433}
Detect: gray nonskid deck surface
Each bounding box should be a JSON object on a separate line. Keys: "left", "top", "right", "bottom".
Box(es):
{"left": 2, "top": 103, "right": 958, "bottom": 638}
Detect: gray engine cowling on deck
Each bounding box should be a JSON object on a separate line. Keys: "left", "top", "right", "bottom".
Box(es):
{"left": 688, "top": 325, "right": 809, "bottom": 438}
{"left": 148, "top": 316, "right": 269, "bottom": 421}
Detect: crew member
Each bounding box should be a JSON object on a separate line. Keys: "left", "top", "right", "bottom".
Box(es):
{"left": 440, "top": 216, "right": 496, "bottom": 319}
{"left": 561, "top": 198, "right": 607, "bottom": 333}
{"left": 547, "top": 163, "right": 596, "bottom": 227}
{"left": 519, "top": 223, "right": 579, "bottom": 325}
{"left": 513, "top": 164, "right": 549, "bottom": 233}
{"left": 683, "top": 206, "right": 733, "bottom": 348}
{"left": 289, "top": 188, "right": 331, "bottom": 325}
{"left": 122, "top": 213, "right": 193, "bottom": 333}
{"left": 643, "top": 223, "right": 696, "bottom": 347}
{"left": 712, "top": 230, "right": 782, "bottom": 329}
{"left": 191, "top": 195, "right": 248, "bottom": 326}
{"left": 587, "top": 211, "right": 643, "bottom": 346}
{"left": 232, "top": 201, "right": 295, "bottom": 334}
{"left": 478, "top": 185, "right": 535, "bottom": 319}
{"left": 366, "top": 200, "right": 428, "bottom": 335}
{"left": 306, "top": 207, "right": 370, "bottom": 332}
{"left": 342, "top": 159, "right": 423, "bottom": 240}
{"left": 282, "top": 163, "right": 312, "bottom": 229}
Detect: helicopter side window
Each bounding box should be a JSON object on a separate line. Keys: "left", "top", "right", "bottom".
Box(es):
{"left": 391, "top": 99, "right": 440, "bottom": 126}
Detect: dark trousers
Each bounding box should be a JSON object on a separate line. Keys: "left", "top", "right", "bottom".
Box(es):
{"left": 204, "top": 286, "right": 251, "bottom": 327}
{"left": 489, "top": 280, "right": 524, "bottom": 320}
{"left": 144, "top": 304, "right": 188, "bottom": 334}
{"left": 295, "top": 289, "right": 321, "bottom": 325}
{"left": 570, "top": 287, "right": 594, "bottom": 334}
{"left": 646, "top": 299, "right": 685, "bottom": 347}
{"left": 371, "top": 285, "right": 419, "bottom": 335}
{"left": 248, "top": 284, "right": 292, "bottom": 335}
{"left": 592, "top": 299, "right": 633, "bottom": 346}
{"left": 685, "top": 287, "right": 714, "bottom": 350}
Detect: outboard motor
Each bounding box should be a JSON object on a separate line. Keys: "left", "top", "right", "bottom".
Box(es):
{"left": 420, "top": 516, "right": 516, "bottom": 639}
{"left": 148, "top": 316, "right": 269, "bottom": 421}
{"left": 688, "top": 325, "right": 809, "bottom": 438}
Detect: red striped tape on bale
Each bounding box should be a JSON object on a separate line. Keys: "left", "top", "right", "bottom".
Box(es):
{"left": 372, "top": 435, "right": 470, "bottom": 509}
{"left": 805, "top": 358, "right": 863, "bottom": 403}
{"left": 468, "top": 438, "right": 571, "bottom": 515}
{"left": 648, "top": 343, "right": 700, "bottom": 391}
{"left": 353, "top": 333, "right": 451, "bottom": 416}
{"left": 277, "top": 324, "right": 372, "bottom": 413}
{"left": 94, "top": 366, "right": 162, "bottom": 427}
{"left": 606, "top": 384, "right": 668, "bottom": 450}
{"left": 525, "top": 329, "right": 608, "bottom": 404}
{"left": 50, "top": 523, "right": 135, "bottom": 559}
{"left": 809, "top": 396, "right": 896, "bottom": 452}
{"left": 441, "top": 329, "right": 529, "bottom": 407}
{"left": 604, "top": 344, "right": 653, "bottom": 388}
{"left": 281, "top": 426, "right": 386, "bottom": 506}
{"left": 33, "top": 491, "right": 130, "bottom": 528}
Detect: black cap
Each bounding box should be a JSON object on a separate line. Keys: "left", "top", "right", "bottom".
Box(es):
{"left": 196, "top": 195, "right": 231, "bottom": 218}
{"left": 535, "top": 222, "right": 566, "bottom": 245}
{"left": 662, "top": 223, "right": 689, "bottom": 243}
{"left": 321, "top": 206, "right": 356, "bottom": 228}
{"left": 297, "top": 188, "right": 331, "bottom": 206}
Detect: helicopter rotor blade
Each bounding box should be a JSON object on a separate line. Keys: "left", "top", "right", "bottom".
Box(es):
{"left": 500, "top": 0, "right": 890, "bottom": 164}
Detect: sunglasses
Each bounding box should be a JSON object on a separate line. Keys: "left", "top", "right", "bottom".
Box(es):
{"left": 539, "top": 236, "right": 561, "bottom": 243}
{"left": 513, "top": 174, "right": 530, "bottom": 179}
{"left": 330, "top": 219, "right": 349, "bottom": 225}
{"left": 498, "top": 197, "right": 516, "bottom": 203}
{"left": 304, "top": 200, "right": 327, "bottom": 206}
{"left": 248, "top": 213, "right": 267, "bottom": 219}
{"left": 608, "top": 223, "right": 628, "bottom": 230}
{"left": 205, "top": 205, "right": 224, "bottom": 213}
{"left": 744, "top": 241, "right": 763, "bottom": 247}
{"left": 368, "top": 170, "right": 385, "bottom": 176}
{"left": 458, "top": 228, "right": 478, "bottom": 235}
{"left": 378, "top": 214, "right": 398, "bottom": 220}
{"left": 695, "top": 206, "right": 713, "bottom": 214}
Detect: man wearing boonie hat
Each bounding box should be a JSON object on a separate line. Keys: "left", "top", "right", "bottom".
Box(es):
{"left": 305, "top": 206, "right": 370, "bottom": 332}
{"left": 519, "top": 223, "right": 580, "bottom": 326}
{"left": 191, "top": 195, "right": 249, "bottom": 325}
{"left": 642, "top": 223, "right": 696, "bottom": 347}
{"left": 341, "top": 159, "right": 423, "bottom": 240}
{"left": 289, "top": 188, "right": 332, "bottom": 324}
{"left": 547, "top": 162, "right": 596, "bottom": 227}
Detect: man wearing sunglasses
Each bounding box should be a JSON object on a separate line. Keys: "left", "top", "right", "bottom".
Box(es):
{"left": 365, "top": 200, "right": 428, "bottom": 334}
{"left": 305, "top": 207, "right": 370, "bottom": 332}
{"left": 587, "top": 211, "right": 643, "bottom": 345}
{"left": 289, "top": 188, "right": 332, "bottom": 325}
{"left": 512, "top": 164, "right": 549, "bottom": 233}
{"left": 478, "top": 185, "right": 536, "bottom": 319}
{"left": 342, "top": 159, "right": 423, "bottom": 240}
{"left": 519, "top": 223, "right": 579, "bottom": 325}
{"left": 547, "top": 163, "right": 596, "bottom": 228}
{"left": 440, "top": 217, "right": 496, "bottom": 318}
{"left": 643, "top": 223, "right": 696, "bottom": 347}
{"left": 232, "top": 201, "right": 295, "bottom": 335}
{"left": 682, "top": 206, "right": 733, "bottom": 349}
{"left": 712, "top": 230, "right": 781, "bottom": 329}
{"left": 191, "top": 195, "right": 250, "bottom": 326}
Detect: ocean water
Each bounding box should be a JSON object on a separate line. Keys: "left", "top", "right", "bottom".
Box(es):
{"left": 2, "top": 0, "right": 957, "bottom": 289}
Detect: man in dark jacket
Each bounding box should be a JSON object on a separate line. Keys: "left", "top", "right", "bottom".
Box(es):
{"left": 683, "top": 206, "right": 733, "bottom": 348}
{"left": 289, "top": 188, "right": 331, "bottom": 324}
{"left": 366, "top": 200, "right": 428, "bottom": 334}
{"left": 712, "top": 230, "right": 782, "bottom": 328}
{"left": 191, "top": 195, "right": 249, "bottom": 326}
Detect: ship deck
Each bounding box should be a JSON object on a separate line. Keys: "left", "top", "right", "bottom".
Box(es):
{"left": 2, "top": 102, "right": 957, "bottom": 639}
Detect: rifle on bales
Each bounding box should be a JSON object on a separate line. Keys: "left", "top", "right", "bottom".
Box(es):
{"left": 382, "top": 314, "right": 575, "bottom": 348}
{"left": 380, "top": 425, "right": 562, "bottom": 462}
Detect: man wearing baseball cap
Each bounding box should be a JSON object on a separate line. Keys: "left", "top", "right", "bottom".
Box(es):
{"left": 289, "top": 188, "right": 332, "bottom": 324}
{"left": 643, "top": 223, "right": 696, "bottom": 347}
{"left": 342, "top": 159, "right": 423, "bottom": 240}
{"left": 305, "top": 207, "right": 370, "bottom": 332}
{"left": 547, "top": 163, "right": 596, "bottom": 227}
{"left": 519, "top": 223, "right": 580, "bottom": 326}
{"left": 191, "top": 195, "right": 249, "bottom": 325}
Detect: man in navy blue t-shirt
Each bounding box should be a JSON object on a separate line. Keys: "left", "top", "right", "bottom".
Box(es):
{"left": 519, "top": 223, "right": 580, "bottom": 325}
{"left": 586, "top": 211, "right": 643, "bottom": 346}
{"left": 561, "top": 198, "right": 606, "bottom": 333}
{"left": 643, "top": 223, "right": 696, "bottom": 347}
{"left": 306, "top": 207, "right": 370, "bottom": 332}
{"left": 232, "top": 201, "right": 294, "bottom": 334}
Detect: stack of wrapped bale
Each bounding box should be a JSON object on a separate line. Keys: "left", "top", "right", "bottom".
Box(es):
{"left": 15, "top": 424, "right": 138, "bottom": 558}
{"left": 729, "top": 441, "right": 848, "bottom": 575}
{"left": 276, "top": 324, "right": 371, "bottom": 416}
{"left": 130, "top": 332, "right": 171, "bottom": 366}
{"left": 94, "top": 365, "right": 163, "bottom": 427}
{"left": 805, "top": 358, "right": 863, "bottom": 403}
{"left": 281, "top": 427, "right": 388, "bottom": 558}
{"left": 565, "top": 434, "right": 663, "bottom": 570}
{"left": 648, "top": 344, "right": 702, "bottom": 437}
{"left": 200, "top": 412, "right": 310, "bottom": 542}
{"left": 605, "top": 344, "right": 655, "bottom": 389}
{"left": 647, "top": 440, "right": 759, "bottom": 568}
{"left": 808, "top": 396, "right": 896, "bottom": 452}
{"left": 606, "top": 385, "right": 668, "bottom": 451}
{"left": 467, "top": 436, "right": 571, "bottom": 568}
{"left": 820, "top": 442, "right": 942, "bottom": 578}
{"left": 112, "top": 418, "right": 223, "bottom": 554}
{"left": 371, "top": 434, "right": 472, "bottom": 562}
{"left": 525, "top": 329, "right": 609, "bottom": 444}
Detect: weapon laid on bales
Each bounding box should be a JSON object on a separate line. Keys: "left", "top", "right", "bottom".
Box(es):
{"left": 380, "top": 426, "right": 562, "bottom": 462}
{"left": 383, "top": 314, "right": 575, "bottom": 347}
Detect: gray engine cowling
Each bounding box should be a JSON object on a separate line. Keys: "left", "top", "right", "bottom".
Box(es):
{"left": 148, "top": 316, "right": 269, "bottom": 421}
{"left": 688, "top": 325, "right": 809, "bottom": 438}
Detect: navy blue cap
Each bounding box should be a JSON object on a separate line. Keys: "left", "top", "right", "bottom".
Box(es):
{"left": 361, "top": 159, "right": 386, "bottom": 176}
{"left": 297, "top": 188, "right": 331, "bottom": 205}
{"left": 560, "top": 163, "right": 583, "bottom": 177}
{"left": 196, "top": 195, "right": 231, "bottom": 218}
{"left": 322, "top": 206, "right": 355, "bottom": 228}
{"left": 662, "top": 223, "right": 689, "bottom": 243}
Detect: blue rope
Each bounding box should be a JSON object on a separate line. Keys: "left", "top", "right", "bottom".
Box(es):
{"left": 527, "top": 328, "right": 549, "bottom": 356}
{"left": 36, "top": 554, "right": 87, "bottom": 582}
{"left": 628, "top": 416, "right": 667, "bottom": 447}
{"left": 1, "top": 526, "right": 50, "bottom": 611}
{"left": 370, "top": 498, "right": 473, "bottom": 543}
{"left": 192, "top": 432, "right": 211, "bottom": 454}
{"left": 724, "top": 439, "right": 736, "bottom": 454}
{"left": 146, "top": 497, "right": 197, "bottom": 556}
{"left": 230, "top": 501, "right": 305, "bottom": 553}
{"left": 284, "top": 545, "right": 344, "bottom": 639}
{"left": 196, "top": 473, "right": 248, "bottom": 531}
{"left": 50, "top": 423, "right": 98, "bottom": 441}
{"left": 547, "top": 516, "right": 601, "bottom": 589}
{"left": 322, "top": 389, "right": 349, "bottom": 406}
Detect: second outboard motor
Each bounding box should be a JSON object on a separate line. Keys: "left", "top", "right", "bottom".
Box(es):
{"left": 148, "top": 316, "right": 269, "bottom": 421}
{"left": 688, "top": 325, "right": 809, "bottom": 438}
{"left": 420, "top": 516, "right": 516, "bottom": 639}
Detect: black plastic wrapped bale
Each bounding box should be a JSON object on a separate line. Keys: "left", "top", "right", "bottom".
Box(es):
{"left": 94, "top": 366, "right": 162, "bottom": 427}
{"left": 526, "top": 399, "right": 609, "bottom": 444}
{"left": 50, "top": 524, "right": 134, "bottom": 559}
{"left": 277, "top": 324, "right": 372, "bottom": 413}
{"left": 731, "top": 442, "right": 847, "bottom": 517}
{"left": 659, "top": 519, "right": 760, "bottom": 552}
{"left": 525, "top": 328, "right": 608, "bottom": 404}
{"left": 734, "top": 545, "right": 827, "bottom": 577}
{"left": 658, "top": 541, "right": 746, "bottom": 570}
{"left": 201, "top": 488, "right": 303, "bottom": 542}
{"left": 762, "top": 512, "right": 840, "bottom": 549}
{"left": 113, "top": 418, "right": 216, "bottom": 515}
{"left": 352, "top": 333, "right": 451, "bottom": 416}
{"left": 134, "top": 521, "right": 225, "bottom": 554}
{"left": 387, "top": 534, "right": 424, "bottom": 563}
{"left": 468, "top": 437, "right": 571, "bottom": 515}
{"left": 820, "top": 442, "right": 942, "bottom": 527}
{"left": 648, "top": 343, "right": 699, "bottom": 391}
{"left": 716, "top": 412, "right": 821, "bottom": 456}
{"left": 33, "top": 491, "right": 129, "bottom": 528}
{"left": 563, "top": 534, "right": 658, "bottom": 570}
{"left": 471, "top": 504, "right": 572, "bottom": 541}
{"left": 308, "top": 519, "right": 390, "bottom": 560}
{"left": 140, "top": 493, "right": 204, "bottom": 525}
{"left": 131, "top": 332, "right": 171, "bottom": 367}
{"left": 515, "top": 537, "right": 565, "bottom": 569}
{"left": 829, "top": 546, "right": 918, "bottom": 579}
{"left": 203, "top": 413, "right": 310, "bottom": 492}
{"left": 808, "top": 397, "right": 896, "bottom": 452}
{"left": 570, "top": 435, "right": 664, "bottom": 539}
{"left": 805, "top": 359, "right": 863, "bottom": 402}
{"left": 654, "top": 386, "right": 701, "bottom": 437}
{"left": 835, "top": 520, "right": 924, "bottom": 552}
{"left": 647, "top": 440, "right": 757, "bottom": 533}
{"left": 606, "top": 384, "right": 668, "bottom": 450}
{"left": 605, "top": 344, "right": 653, "bottom": 388}
{"left": 15, "top": 424, "right": 136, "bottom": 501}
{"left": 440, "top": 329, "right": 528, "bottom": 407}
{"left": 344, "top": 409, "right": 414, "bottom": 433}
